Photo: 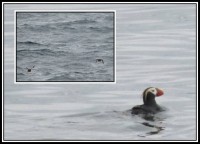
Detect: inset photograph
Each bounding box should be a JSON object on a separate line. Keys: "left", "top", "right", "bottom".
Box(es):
{"left": 16, "top": 11, "right": 115, "bottom": 82}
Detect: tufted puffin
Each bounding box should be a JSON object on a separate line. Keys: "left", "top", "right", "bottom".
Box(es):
{"left": 96, "top": 59, "right": 104, "bottom": 64}
{"left": 131, "top": 87, "right": 164, "bottom": 117}
{"left": 26, "top": 65, "right": 35, "bottom": 72}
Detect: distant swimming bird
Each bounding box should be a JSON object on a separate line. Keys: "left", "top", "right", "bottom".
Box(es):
{"left": 131, "top": 87, "right": 164, "bottom": 117}
{"left": 26, "top": 65, "right": 35, "bottom": 72}
{"left": 96, "top": 59, "right": 104, "bottom": 64}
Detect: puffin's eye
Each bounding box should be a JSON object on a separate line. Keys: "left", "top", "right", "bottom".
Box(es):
{"left": 152, "top": 90, "right": 155, "bottom": 92}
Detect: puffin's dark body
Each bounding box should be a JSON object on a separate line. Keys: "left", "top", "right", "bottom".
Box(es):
{"left": 131, "top": 103, "right": 163, "bottom": 115}
{"left": 131, "top": 87, "right": 164, "bottom": 117}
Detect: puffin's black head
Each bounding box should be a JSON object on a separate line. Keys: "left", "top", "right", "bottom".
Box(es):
{"left": 142, "top": 87, "right": 164, "bottom": 106}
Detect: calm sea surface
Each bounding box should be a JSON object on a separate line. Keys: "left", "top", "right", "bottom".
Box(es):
{"left": 4, "top": 4, "right": 196, "bottom": 140}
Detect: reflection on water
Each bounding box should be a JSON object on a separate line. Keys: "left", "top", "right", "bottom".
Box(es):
{"left": 123, "top": 109, "right": 166, "bottom": 138}
{"left": 139, "top": 122, "right": 165, "bottom": 137}
{"left": 139, "top": 113, "right": 166, "bottom": 137}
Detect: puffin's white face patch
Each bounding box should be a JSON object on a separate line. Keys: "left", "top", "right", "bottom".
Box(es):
{"left": 144, "top": 87, "right": 157, "bottom": 101}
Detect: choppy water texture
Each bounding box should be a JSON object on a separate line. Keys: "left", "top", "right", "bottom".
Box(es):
{"left": 4, "top": 4, "right": 196, "bottom": 140}
{"left": 16, "top": 12, "right": 114, "bottom": 82}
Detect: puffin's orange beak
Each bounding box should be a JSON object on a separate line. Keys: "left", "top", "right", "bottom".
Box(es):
{"left": 156, "top": 88, "right": 164, "bottom": 96}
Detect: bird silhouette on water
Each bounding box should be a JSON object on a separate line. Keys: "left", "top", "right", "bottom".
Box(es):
{"left": 26, "top": 65, "right": 35, "bottom": 72}
{"left": 96, "top": 59, "right": 104, "bottom": 64}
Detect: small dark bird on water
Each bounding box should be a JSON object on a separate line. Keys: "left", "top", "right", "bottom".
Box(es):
{"left": 96, "top": 59, "right": 104, "bottom": 64}
{"left": 26, "top": 65, "right": 35, "bottom": 72}
{"left": 131, "top": 87, "right": 164, "bottom": 120}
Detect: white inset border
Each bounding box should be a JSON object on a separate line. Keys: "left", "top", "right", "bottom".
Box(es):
{"left": 14, "top": 10, "right": 116, "bottom": 84}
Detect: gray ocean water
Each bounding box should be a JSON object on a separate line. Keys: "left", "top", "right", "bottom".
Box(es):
{"left": 16, "top": 12, "right": 114, "bottom": 82}
{"left": 4, "top": 4, "right": 196, "bottom": 140}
